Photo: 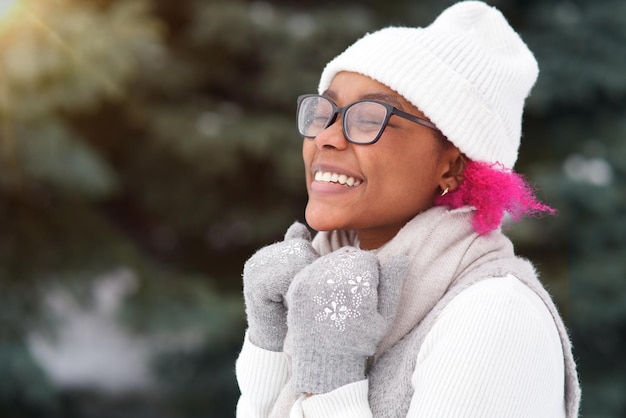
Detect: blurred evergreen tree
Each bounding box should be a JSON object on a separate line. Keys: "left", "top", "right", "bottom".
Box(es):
{"left": 519, "top": 1, "right": 626, "bottom": 416}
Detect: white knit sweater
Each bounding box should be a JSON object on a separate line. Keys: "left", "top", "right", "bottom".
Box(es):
{"left": 237, "top": 273, "right": 565, "bottom": 417}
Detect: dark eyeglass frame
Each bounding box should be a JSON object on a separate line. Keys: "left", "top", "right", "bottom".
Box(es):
{"left": 297, "top": 94, "right": 440, "bottom": 145}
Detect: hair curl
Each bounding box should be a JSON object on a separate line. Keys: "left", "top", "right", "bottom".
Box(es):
{"left": 434, "top": 160, "right": 556, "bottom": 235}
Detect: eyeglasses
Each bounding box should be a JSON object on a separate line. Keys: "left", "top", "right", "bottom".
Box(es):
{"left": 297, "top": 94, "right": 439, "bottom": 145}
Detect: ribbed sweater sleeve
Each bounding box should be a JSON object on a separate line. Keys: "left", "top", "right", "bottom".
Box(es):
{"left": 236, "top": 332, "right": 290, "bottom": 418}
{"left": 406, "top": 275, "right": 566, "bottom": 418}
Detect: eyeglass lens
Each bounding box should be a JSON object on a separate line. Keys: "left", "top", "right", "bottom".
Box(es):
{"left": 298, "top": 96, "right": 388, "bottom": 144}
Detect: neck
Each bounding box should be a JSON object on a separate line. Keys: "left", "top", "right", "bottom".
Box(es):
{"left": 356, "top": 224, "right": 407, "bottom": 250}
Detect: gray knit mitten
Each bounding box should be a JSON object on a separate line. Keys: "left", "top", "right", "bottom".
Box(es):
{"left": 286, "top": 247, "right": 408, "bottom": 394}
{"left": 243, "top": 222, "right": 319, "bottom": 352}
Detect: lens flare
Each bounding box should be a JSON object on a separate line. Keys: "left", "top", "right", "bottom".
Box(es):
{"left": 0, "top": 0, "right": 19, "bottom": 21}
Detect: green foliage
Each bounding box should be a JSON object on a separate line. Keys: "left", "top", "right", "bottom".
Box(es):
{"left": 12, "top": 121, "right": 119, "bottom": 197}
{"left": 524, "top": 0, "right": 626, "bottom": 109}
{"left": 0, "top": 342, "right": 59, "bottom": 418}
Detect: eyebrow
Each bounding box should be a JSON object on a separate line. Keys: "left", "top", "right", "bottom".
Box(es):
{"left": 360, "top": 93, "right": 404, "bottom": 109}
{"left": 322, "top": 90, "right": 405, "bottom": 110}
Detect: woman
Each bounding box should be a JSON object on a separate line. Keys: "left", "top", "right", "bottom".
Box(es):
{"left": 236, "top": 1, "right": 581, "bottom": 417}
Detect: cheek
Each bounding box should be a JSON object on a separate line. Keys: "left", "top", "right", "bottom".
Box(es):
{"left": 368, "top": 149, "right": 440, "bottom": 205}
{"left": 302, "top": 140, "right": 313, "bottom": 175}
{"left": 302, "top": 139, "right": 315, "bottom": 160}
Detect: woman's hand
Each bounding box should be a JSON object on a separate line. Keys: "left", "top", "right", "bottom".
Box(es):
{"left": 286, "top": 247, "right": 408, "bottom": 394}
{"left": 243, "top": 222, "right": 319, "bottom": 352}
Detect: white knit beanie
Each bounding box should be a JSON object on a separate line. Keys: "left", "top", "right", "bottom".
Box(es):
{"left": 318, "top": 1, "right": 538, "bottom": 169}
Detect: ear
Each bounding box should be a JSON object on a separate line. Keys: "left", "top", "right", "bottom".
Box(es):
{"left": 438, "top": 149, "right": 466, "bottom": 193}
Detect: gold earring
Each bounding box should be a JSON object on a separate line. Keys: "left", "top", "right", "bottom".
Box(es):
{"left": 440, "top": 187, "right": 449, "bottom": 196}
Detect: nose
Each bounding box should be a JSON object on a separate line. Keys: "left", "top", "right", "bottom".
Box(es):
{"left": 313, "top": 117, "right": 349, "bottom": 150}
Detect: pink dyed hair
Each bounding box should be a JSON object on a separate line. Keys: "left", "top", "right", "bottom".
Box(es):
{"left": 434, "top": 160, "right": 556, "bottom": 235}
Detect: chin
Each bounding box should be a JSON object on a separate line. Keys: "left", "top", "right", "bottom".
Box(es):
{"left": 304, "top": 215, "right": 334, "bottom": 233}
{"left": 304, "top": 205, "right": 348, "bottom": 232}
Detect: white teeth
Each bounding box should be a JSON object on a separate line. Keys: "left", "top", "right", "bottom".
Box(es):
{"left": 314, "top": 171, "right": 361, "bottom": 187}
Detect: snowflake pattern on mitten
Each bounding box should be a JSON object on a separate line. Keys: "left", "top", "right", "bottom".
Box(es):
{"left": 313, "top": 248, "right": 375, "bottom": 331}
{"left": 246, "top": 240, "right": 312, "bottom": 270}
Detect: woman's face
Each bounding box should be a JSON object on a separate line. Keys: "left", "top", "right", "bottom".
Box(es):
{"left": 302, "top": 71, "right": 460, "bottom": 249}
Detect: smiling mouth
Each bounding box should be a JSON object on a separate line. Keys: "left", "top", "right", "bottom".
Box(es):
{"left": 314, "top": 171, "right": 362, "bottom": 187}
